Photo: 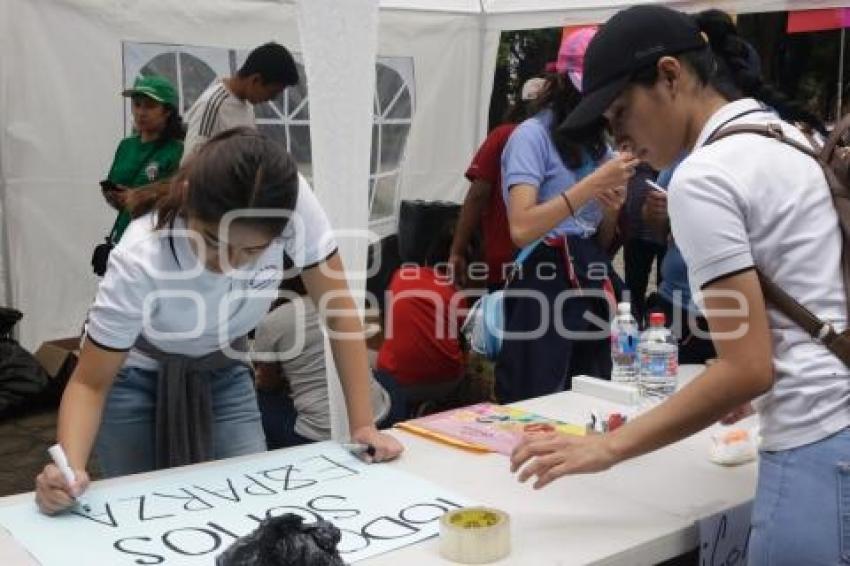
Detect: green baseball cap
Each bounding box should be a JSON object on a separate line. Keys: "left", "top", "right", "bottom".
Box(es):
{"left": 122, "top": 75, "right": 178, "bottom": 108}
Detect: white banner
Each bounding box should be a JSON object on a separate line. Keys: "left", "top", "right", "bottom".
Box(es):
{"left": 0, "top": 443, "right": 471, "bottom": 565}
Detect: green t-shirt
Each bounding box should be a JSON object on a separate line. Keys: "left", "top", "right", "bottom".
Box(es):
{"left": 106, "top": 135, "right": 183, "bottom": 242}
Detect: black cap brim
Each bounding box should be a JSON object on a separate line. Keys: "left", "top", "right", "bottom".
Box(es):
{"left": 560, "top": 74, "right": 630, "bottom": 132}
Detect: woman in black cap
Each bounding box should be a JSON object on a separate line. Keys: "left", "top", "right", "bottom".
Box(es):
{"left": 511, "top": 6, "right": 847, "bottom": 565}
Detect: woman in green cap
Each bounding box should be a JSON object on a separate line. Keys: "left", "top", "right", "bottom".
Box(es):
{"left": 97, "top": 75, "right": 184, "bottom": 274}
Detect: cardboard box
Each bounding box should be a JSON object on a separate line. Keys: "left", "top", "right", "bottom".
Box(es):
{"left": 33, "top": 337, "right": 80, "bottom": 385}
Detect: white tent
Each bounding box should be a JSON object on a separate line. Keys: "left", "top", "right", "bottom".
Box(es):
{"left": 1, "top": 0, "right": 846, "bottom": 349}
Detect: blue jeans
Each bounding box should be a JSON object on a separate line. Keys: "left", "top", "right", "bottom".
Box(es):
{"left": 749, "top": 426, "right": 850, "bottom": 565}
{"left": 95, "top": 364, "right": 266, "bottom": 478}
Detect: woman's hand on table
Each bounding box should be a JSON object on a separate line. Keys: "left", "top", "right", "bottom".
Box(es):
{"left": 35, "top": 463, "right": 90, "bottom": 515}
{"left": 510, "top": 432, "right": 617, "bottom": 489}
{"left": 351, "top": 425, "right": 404, "bottom": 463}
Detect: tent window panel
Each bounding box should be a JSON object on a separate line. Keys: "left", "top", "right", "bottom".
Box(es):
{"left": 287, "top": 66, "right": 310, "bottom": 119}
{"left": 128, "top": 44, "right": 414, "bottom": 231}
{"left": 140, "top": 53, "right": 178, "bottom": 87}
{"left": 371, "top": 124, "right": 380, "bottom": 174}
{"left": 256, "top": 123, "right": 288, "bottom": 147}
{"left": 256, "top": 100, "right": 283, "bottom": 120}
{"left": 287, "top": 125, "right": 313, "bottom": 180}
{"left": 376, "top": 64, "right": 406, "bottom": 116}
{"left": 386, "top": 86, "right": 412, "bottom": 119}
{"left": 371, "top": 174, "right": 398, "bottom": 221}
{"left": 368, "top": 177, "right": 377, "bottom": 211}
{"left": 379, "top": 124, "right": 410, "bottom": 171}
{"left": 178, "top": 54, "right": 217, "bottom": 113}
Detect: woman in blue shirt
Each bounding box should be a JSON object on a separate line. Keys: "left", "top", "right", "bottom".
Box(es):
{"left": 496, "top": 55, "right": 639, "bottom": 402}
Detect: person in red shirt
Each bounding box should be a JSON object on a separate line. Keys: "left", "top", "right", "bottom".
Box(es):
{"left": 449, "top": 78, "right": 546, "bottom": 289}
{"left": 377, "top": 228, "right": 467, "bottom": 388}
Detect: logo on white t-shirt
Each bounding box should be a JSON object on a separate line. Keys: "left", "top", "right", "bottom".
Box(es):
{"left": 249, "top": 266, "right": 281, "bottom": 290}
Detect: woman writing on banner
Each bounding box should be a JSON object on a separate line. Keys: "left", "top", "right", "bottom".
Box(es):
{"left": 36, "top": 129, "right": 403, "bottom": 514}
{"left": 496, "top": 26, "right": 639, "bottom": 403}
{"left": 511, "top": 7, "right": 849, "bottom": 564}
{"left": 96, "top": 75, "right": 185, "bottom": 275}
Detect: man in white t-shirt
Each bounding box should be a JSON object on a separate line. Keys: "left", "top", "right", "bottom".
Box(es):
{"left": 182, "top": 42, "right": 299, "bottom": 163}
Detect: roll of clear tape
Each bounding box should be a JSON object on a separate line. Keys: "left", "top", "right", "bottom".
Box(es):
{"left": 439, "top": 507, "right": 510, "bottom": 564}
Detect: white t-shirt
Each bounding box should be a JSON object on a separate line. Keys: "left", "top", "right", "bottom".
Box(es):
{"left": 182, "top": 80, "right": 256, "bottom": 164}
{"left": 669, "top": 98, "right": 850, "bottom": 451}
{"left": 86, "top": 176, "right": 337, "bottom": 370}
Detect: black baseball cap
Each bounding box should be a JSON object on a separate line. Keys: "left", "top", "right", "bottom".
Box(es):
{"left": 562, "top": 5, "right": 707, "bottom": 131}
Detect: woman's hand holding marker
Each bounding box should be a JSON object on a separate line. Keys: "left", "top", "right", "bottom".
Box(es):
{"left": 350, "top": 425, "right": 403, "bottom": 463}
{"left": 36, "top": 445, "right": 91, "bottom": 515}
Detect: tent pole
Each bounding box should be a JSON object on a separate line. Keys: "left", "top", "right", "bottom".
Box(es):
{"left": 838, "top": 27, "right": 846, "bottom": 122}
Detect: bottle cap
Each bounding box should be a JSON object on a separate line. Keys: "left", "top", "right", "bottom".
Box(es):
{"left": 649, "top": 312, "right": 666, "bottom": 326}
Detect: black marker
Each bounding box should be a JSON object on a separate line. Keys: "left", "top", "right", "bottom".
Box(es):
{"left": 341, "top": 443, "right": 376, "bottom": 458}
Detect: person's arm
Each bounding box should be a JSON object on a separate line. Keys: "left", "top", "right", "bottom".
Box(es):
{"left": 507, "top": 154, "right": 638, "bottom": 247}
{"left": 595, "top": 186, "right": 627, "bottom": 252}
{"left": 302, "top": 251, "right": 404, "bottom": 462}
{"left": 449, "top": 179, "right": 491, "bottom": 286}
{"left": 103, "top": 140, "right": 128, "bottom": 210}
{"left": 642, "top": 190, "right": 670, "bottom": 242}
{"left": 510, "top": 268, "right": 773, "bottom": 488}
{"left": 35, "top": 341, "right": 128, "bottom": 513}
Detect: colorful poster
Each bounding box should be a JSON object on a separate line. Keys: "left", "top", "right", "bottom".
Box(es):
{"left": 397, "top": 403, "right": 585, "bottom": 455}
{"left": 0, "top": 443, "right": 471, "bottom": 565}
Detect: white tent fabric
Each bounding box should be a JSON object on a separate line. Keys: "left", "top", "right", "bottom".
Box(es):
{"left": 1, "top": 0, "right": 848, "bottom": 349}
{"left": 295, "top": 0, "right": 380, "bottom": 441}
{"left": 0, "top": 0, "right": 481, "bottom": 348}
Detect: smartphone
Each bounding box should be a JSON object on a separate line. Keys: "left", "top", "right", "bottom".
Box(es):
{"left": 100, "top": 180, "right": 120, "bottom": 192}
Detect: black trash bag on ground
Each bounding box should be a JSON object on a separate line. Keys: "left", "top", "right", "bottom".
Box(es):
{"left": 216, "top": 514, "right": 347, "bottom": 566}
{"left": 0, "top": 308, "right": 50, "bottom": 419}
{"left": 0, "top": 307, "right": 22, "bottom": 336}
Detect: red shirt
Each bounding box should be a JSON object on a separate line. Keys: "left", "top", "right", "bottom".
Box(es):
{"left": 465, "top": 123, "right": 517, "bottom": 286}
{"left": 376, "top": 266, "right": 466, "bottom": 385}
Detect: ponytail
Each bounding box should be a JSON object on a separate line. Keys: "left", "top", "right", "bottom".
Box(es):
{"left": 125, "top": 175, "right": 188, "bottom": 227}
{"left": 693, "top": 10, "right": 827, "bottom": 136}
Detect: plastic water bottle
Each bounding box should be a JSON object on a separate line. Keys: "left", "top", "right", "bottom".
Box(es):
{"left": 611, "top": 302, "right": 639, "bottom": 382}
{"left": 638, "top": 312, "right": 678, "bottom": 397}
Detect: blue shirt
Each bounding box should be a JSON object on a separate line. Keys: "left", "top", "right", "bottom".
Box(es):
{"left": 657, "top": 159, "right": 699, "bottom": 313}
{"left": 501, "top": 110, "right": 607, "bottom": 238}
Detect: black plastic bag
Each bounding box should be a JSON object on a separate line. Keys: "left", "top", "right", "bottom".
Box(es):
{"left": 216, "top": 514, "right": 347, "bottom": 566}
{"left": 0, "top": 308, "right": 50, "bottom": 419}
